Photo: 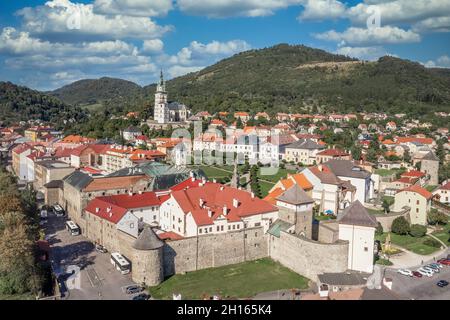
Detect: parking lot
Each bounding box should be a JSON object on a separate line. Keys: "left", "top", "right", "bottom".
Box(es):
{"left": 385, "top": 261, "right": 450, "bottom": 300}
{"left": 43, "top": 211, "right": 139, "bottom": 300}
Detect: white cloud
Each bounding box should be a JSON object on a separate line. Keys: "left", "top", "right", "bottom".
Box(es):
{"left": 168, "top": 65, "right": 203, "bottom": 78}
{"left": 413, "top": 16, "right": 450, "bottom": 33}
{"left": 424, "top": 55, "right": 450, "bottom": 68}
{"left": 347, "top": 0, "right": 450, "bottom": 26}
{"left": 177, "top": 0, "right": 302, "bottom": 18}
{"left": 93, "top": 0, "right": 173, "bottom": 17}
{"left": 299, "top": 0, "right": 346, "bottom": 21}
{"left": 142, "top": 39, "right": 164, "bottom": 54}
{"left": 168, "top": 40, "right": 251, "bottom": 66}
{"left": 17, "top": 0, "right": 172, "bottom": 41}
{"left": 315, "top": 26, "right": 421, "bottom": 46}
{"left": 335, "top": 46, "right": 388, "bottom": 61}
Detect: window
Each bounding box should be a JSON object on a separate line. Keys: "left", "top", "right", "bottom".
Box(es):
{"left": 364, "top": 247, "right": 368, "bottom": 252}
{"left": 199, "top": 229, "right": 202, "bottom": 234}
{"left": 221, "top": 226, "right": 224, "bottom": 231}
{"left": 153, "top": 215, "right": 156, "bottom": 220}
{"left": 416, "top": 200, "right": 420, "bottom": 205}
{"left": 255, "top": 222, "right": 261, "bottom": 227}
{"left": 209, "top": 227, "right": 212, "bottom": 232}
{"left": 416, "top": 208, "right": 419, "bottom": 213}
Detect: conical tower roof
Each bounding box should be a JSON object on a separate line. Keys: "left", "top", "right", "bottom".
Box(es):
{"left": 133, "top": 226, "right": 164, "bottom": 251}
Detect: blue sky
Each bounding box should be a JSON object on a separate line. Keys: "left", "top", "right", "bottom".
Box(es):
{"left": 0, "top": 0, "right": 449, "bottom": 90}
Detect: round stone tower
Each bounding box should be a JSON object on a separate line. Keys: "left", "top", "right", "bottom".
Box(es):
{"left": 131, "top": 226, "right": 164, "bottom": 286}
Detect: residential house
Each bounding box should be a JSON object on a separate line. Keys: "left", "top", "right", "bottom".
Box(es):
{"left": 394, "top": 185, "right": 432, "bottom": 226}
{"left": 284, "top": 139, "right": 325, "bottom": 165}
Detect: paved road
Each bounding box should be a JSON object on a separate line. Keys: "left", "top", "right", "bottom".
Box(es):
{"left": 383, "top": 265, "right": 450, "bottom": 300}
{"left": 44, "top": 213, "right": 138, "bottom": 300}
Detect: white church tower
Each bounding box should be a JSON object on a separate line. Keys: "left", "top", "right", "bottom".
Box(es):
{"left": 154, "top": 70, "right": 169, "bottom": 124}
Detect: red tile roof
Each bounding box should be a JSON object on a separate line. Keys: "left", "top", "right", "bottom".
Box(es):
{"left": 171, "top": 183, "right": 278, "bottom": 226}
{"left": 401, "top": 170, "right": 425, "bottom": 178}
{"left": 398, "top": 185, "right": 433, "bottom": 199}
{"left": 170, "top": 178, "right": 205, "bottom": 192}
{"left": 85, "top": 198, "right": 128, "bottom": 224}
{"left": 317, "top": 149, "right": 349, "bottom": 157}
{"left": 158, "top": 232, "right": 184, "bottom": 241}
{"left": 396, "top": 137, "right": 434, "bottom": 145}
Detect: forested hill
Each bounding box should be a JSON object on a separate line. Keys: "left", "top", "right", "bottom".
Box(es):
{"left": 21, "top": 43, "right": 450, "bottom": 119}
{"left": 0, "top": 82, "right": 87, "bottom": 127}
{"left": 50, "top": 77, "right": 145, "bottom": 111}
{"left": 156, "top": 44, "right": 450, "bottom": 116}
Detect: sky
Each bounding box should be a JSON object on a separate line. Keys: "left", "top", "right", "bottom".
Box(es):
{"left": 0, "top": 0, "right": 449, "bottom": 91}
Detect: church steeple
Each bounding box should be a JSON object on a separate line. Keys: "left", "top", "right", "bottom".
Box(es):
{"left": 157, "top": 69, "right": 166, "bottom": 93}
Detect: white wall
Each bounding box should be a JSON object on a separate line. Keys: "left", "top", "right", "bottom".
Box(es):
{"left": 339, "top": 224, "right": 375, "bottom": 273}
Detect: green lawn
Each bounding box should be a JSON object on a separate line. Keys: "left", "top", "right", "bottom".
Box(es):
{"left": 259, "top": 181, "right": 275, "bottom": 198}
{"left": 193, "top": 166, "right": 232, "bottom": 180}
{"left": 257, "top": 168, "right": 297, "bottom": 183}
{"left": 375, "top": 168, "right": 404, "bottom": 177}
{"left": 425, "top": 185, "right": 438, "bottom": 192}
{"left": 431, "top": 220, "right": 450, "bottom": 245}
{"left": 148, "top": 258, "right": 310, "bottom": 300}
{"left": 367, "top": 208, "right": 386, "bottom": 215}
{"left": 375, "top": 258, "right": 393, "bottom": 266}
{"left": 376, "top": 233, "right": 441, "bottom": 255}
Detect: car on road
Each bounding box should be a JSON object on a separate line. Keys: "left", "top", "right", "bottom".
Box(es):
{"left": 437, "top": 280, "right": 449, "bottom": 288}
{"left": 412, "top": 271, "right": 423, "bottom": 278}
{"left": 95, "top": 244, "right": 108, "bottom": 253}
{"left": 125, "top": 285, "right": 144, "bottom": 295}
{"left": 132, "top": 293, "right": 150, "bottom": 300}
{"left": 397, "top": 269, "right": 413, "bottom": 277}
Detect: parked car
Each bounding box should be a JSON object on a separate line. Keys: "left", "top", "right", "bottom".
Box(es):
{"left": 397, "top": 269, "right": 413, "bottom": 277}
{"left": 417, "top": 268, "right": 433, "bottom": 277}
{"left": 53, "top": 204, "right": 65, "bottom": 217}
{"left": 412, "top": 271, "right": 423, "bottom": 278}
{"left": 125, "top": 285, "right": 144, "bottom": 295}
{"left": 437, "top": 280, "right": 449, "bottom": 288}
{"left": 425, "top": 265, "right": 439, "bottom": 273}
{"left": 428, "top": 263, "right": 443, "bottom": 270}
{"left": 132, "top": 293, "right": 150, "bottom": 300}
{"left": 95, "top": 244, "right": 107, "bottom": 253}
{"left": 437, "top": 259, "right": 450, "bottom": 266}
{"left": 430, "top": 263, "right": 444, "bottom": 269}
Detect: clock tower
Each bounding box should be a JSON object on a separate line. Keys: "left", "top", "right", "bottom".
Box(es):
{"left": 154, "top": 70, "right": 169, "bottom": 124}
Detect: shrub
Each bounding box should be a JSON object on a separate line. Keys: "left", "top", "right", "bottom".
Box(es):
{"left": 427, "top": 210, "right": 448, "bottom": 225}
{"left": 375, "top": 222, "right": 384, "bottom": 236}
{"left": 391, "top": 216, "right": 410, "bottom": 235}
{"left": 409, "top": 224, "right": 427, "bottom": 238}
{"left": 423, "top": 238, "right": 441, "bottom": 248}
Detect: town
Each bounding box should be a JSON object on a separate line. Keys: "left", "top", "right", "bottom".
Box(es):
{"left": 1, "top": 71, "right": 449, "bottom": 301}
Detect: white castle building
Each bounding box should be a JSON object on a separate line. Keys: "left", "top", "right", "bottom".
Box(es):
{"left": 154, "top": 71, "right": 190, "bottom": 124}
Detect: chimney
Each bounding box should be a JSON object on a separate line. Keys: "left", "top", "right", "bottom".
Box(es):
{"left": 207, "top": 209, "right": 213, "bottom": 218}
{"left": 251, "top": 192, "right": 255, "bottom": 199}
{"left": 233, "top": 198, "right": 239, "bottom": 208}
{"left": 107, "top": 206, "right": 112, "bottom": 213}
{"left": 189, "top": 171, "right": 194, "bottom": 178}
{"left": 220, "top": 186, "right": 224, "bottom": 191}
{"left": 199, "top": 198, "right": 204, "bottom": 208}
{"left": 138, "top": 190, "right": 143, "bottom": 195}
{"left": 191, "top": 176, "right": 195, "bottom": 182}
{"left": 128, "top": 191, "right": 133, "bottom": 196}
{"left": 318, "top": 165, "right": 323, "bottom": 172}
{"left": 223, "top": 206, "right": 228, "bottom": 216}
{"left": 213, "top": 178, "right": 217, "bottom": 183}
{"left": 95, "top": 208, "right": 100, "bottom": 213}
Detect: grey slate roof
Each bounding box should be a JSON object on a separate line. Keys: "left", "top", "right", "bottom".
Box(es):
{"left": 276, "top": 185, "right": 314, "bottom": 205}
{"left": 285, "top": 139, "right": 325, "bottom": 150}
{"left": 133, "top": 226, "right": 164, "bottom": 250}
{"left": 267, "top": 219, "right": 294, "bottom": 238}
{"left": 318, "top": 272, "right": 370, "bottom": 286}
{"left": 324, "top": 159, "right": 371, "bottom": 179}
{"left": 168, "top": 101, "right": 189, "bottom": 111}
{"left": 44, "top": 180, "right": 64, "bottom": 189}
{"left": 63, "top": 170, "right": 93, "bottom": 191}
{"left": 421, "top": 151, "right": 439, "bottom": 162}
{"left": 337, "top": 200, "right": 378, "bottom": 228}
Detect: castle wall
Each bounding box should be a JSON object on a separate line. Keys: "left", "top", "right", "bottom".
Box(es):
{"left": 162, "top": 227, "right": 267, "bottom": 276}
{"left": 269, "top": 231, "right": 349, "bottom": 282}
